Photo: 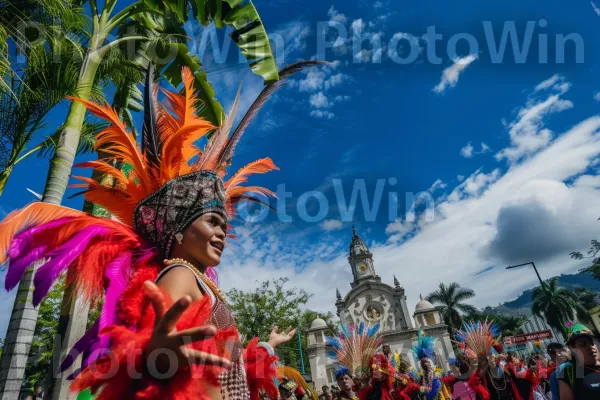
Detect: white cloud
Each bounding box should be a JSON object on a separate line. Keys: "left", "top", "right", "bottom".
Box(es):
{"left": 592, "top": 1, "right": 600, "bottom": 16}
{"left": 309, "top": 92, "right": 330, "bottom": 109}
{"left": 374, "top": 1, "right": 384, "bottom": 10}
{"left": 351, "top": 19, "right": 365, "bottom": 33}
{"left": 385, "top": 219, "right": 416, "bottom": 243}
{"left": 460, "top": 142, "right": 474, "bottom": 158}
{"left": 298, "top": 70, "right": 327, "bottom": 92}
{"left": 496, "top": 75, "right": 574, "bottom": 163}
{"left": 594, "top": 91, "right": 600, "bottom": 102}
{"left": 457, "top": 175, "right": 465, "bottom": 182}
{"left": 428, "top": 179, "right": 448, "bottom": 192}
{"left": 534, "top": 74, "right": 571, "bottom": 94}
{"left": 461, "top": 142, "right": 491, "bottom": 158}
{"left": 433, "top": 54, "right": 478, "bottom": 94}
{"left": 272, "top": 20, "right": 312, "bottom": 57}
{"left": 310, "top": 110, "right": 335, "bottom": 119}
{"left": 320, "top": 219, "right": 344, "bottom": 231}
{"left": 327, "top": 6, "right": 348, "bottom": 24}
{"left": 573, "top": 174, "right": 600, "bottom": 188}
{"left": 324, "top": 73, "right": 348, "bottom": 90}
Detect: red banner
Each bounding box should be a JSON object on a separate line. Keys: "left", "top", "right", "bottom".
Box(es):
{"left": 504, "top": 330, "right": 553, "bottom": 345}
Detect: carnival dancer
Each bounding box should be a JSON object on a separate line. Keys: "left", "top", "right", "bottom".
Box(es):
{"left": 325, "top": 322, "right": 392, "bottom": 399}
{"left": 455, "top": 320, "right": 530, "bottom": 400}
{"left": 398, "top": 330, "right": 446, "bottom": 400}
{"left": 358, "top": 353, "right": 395, "bottom": 400}
{"left": 0, "top": 61, "right": 322, "bottom": 400}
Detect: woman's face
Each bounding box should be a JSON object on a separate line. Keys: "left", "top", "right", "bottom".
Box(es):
{"left": 174, "top": 212, "right": 227, "bottom": 267}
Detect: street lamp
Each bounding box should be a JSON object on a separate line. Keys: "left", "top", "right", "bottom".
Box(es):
{"left": 506, "top": 262, "right": 547, "bottom": 290}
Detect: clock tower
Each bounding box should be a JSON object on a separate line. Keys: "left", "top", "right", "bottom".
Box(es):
{"left": 348, "top": 227, "right": 379, "bottom": 288}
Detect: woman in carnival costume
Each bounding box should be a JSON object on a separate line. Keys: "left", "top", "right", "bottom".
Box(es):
{"left": 455, "top": 320, "right": 540, "bottom": 400}
{"left": 0, "top": 61, "right": 322, "bottom": 399}
{"left": 399, "top": 330, "right": 448, "bottom": 400}
{"left": 325, "top": 322, "right": 394, "bottom": 400}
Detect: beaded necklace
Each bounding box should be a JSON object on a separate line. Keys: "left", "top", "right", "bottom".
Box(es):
{"left": 164, "top": 258, "right": 226, "bottom": 302}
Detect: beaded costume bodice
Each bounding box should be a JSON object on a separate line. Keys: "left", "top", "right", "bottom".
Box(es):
{"left": 156, "top": 264, "right": 250, "bottom": 400}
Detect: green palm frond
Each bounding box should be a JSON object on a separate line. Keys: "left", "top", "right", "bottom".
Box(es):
{"left": 36, "top": 118, "right": 106, "bottom": 159}
{"left": 426, "top": 282, "right": 477, "bottom": 331}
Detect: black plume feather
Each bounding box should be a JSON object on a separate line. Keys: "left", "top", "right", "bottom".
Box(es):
{"left": 142, "top": 63, "right": 161, "bottom": 167}
{"left": 215, "top": 60, "right": 329, "bottom": 175}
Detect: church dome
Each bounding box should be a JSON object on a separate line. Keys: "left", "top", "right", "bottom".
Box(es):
{"left": 415, "top": 299, "right": 434, "bottom": 312}
{"left": 310, "top": 318, "right": 328, "bottom": 329}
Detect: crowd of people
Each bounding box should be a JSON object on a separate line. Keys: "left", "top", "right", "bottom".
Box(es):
{"left": 307, "top": 321, "right": 600, "bottom": 400}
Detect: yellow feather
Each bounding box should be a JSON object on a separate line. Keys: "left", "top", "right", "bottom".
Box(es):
{"left": 276, "top": 366, "right": 318, "bottom": 400}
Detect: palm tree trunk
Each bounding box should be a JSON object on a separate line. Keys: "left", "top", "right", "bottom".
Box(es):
{"left": 41, "top": 54, "right": 101, "bottom": 205}
{"left": 0, "top": 49, "right": 102, "bottom": 399}
{"left": 0, "top": 166, "right": 13, "bottom": 197}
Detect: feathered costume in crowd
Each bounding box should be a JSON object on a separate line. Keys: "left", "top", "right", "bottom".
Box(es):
{"left": 0, "top": 61, "right": 322, "bottom": 400}
{"left": 397, "top": 330, "right": 446, "bottom": 400}
{"left": 325, "top": 323, "right": 394, "bottom": 400}
{"left": 455, "top": 320, "right": 540, "bottom": 400}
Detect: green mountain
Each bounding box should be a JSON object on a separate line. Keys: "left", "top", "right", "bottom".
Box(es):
{"left": 482, "top": 272, "right": 600, "bottom": 317}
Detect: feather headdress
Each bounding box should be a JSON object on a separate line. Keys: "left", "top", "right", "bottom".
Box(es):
{"left": 412, "top": 329, "right": 437, "bottom": 361}
{"left": 454, "top": 320, "right": 497, "bottom": 359}
{"left": 325, "top": 322, "right": 382, "bottom": 379}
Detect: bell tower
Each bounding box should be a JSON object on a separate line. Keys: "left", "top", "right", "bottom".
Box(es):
{"left": 348, "top": 227, "right": 379, "bottom": 288}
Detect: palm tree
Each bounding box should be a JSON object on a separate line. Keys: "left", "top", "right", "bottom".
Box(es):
{"left": 426, "top": 282, "right": 478, "bottom": 332}
{"left": 531, "top": 277, "right": 584, "bottom": 336}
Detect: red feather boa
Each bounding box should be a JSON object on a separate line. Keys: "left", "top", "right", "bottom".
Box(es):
{"left": 243, "top": 338, "right": 279, "bottom": 400}
{"left": 71, "top": 297, "right": 238, "bottom": 399}
{"left": 72, "top": 287, "right": 279, "bottom": 400}
{"left": 468, "top": 374, "right": 490, "bottom": 400}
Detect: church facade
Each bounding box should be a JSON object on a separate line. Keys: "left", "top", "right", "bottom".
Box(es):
{"left": 307, "top": 229, "right": 455, "bottom": 389}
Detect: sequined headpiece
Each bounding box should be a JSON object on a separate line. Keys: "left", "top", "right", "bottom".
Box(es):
{"left": 133, "top": 170, "right": 227, "bottom": 257}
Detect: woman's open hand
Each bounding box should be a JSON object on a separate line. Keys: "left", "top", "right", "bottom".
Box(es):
{"left": 267, "top": 326, "right": 298, "bottom": 349}
{"left": 143, "top": 281, "right": 232, "bottom": 372}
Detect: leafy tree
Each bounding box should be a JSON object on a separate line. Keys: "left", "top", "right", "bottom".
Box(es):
{"left": 571, "top": 240, "right": 600, "bottom": 280}
{"left": 227, "top": 278, "right": 335, "bottom": 374}
{"left": 531, "top": 277, "right": 586, "bottom": 335}
{"left": 22, "top": 276, "right": 65, "bottom": 393}
{"left": 571, "top": 287, "right": 599, "bottom": 323}
{"left": 426, "top": 282, "right": 477, "bottom": 332}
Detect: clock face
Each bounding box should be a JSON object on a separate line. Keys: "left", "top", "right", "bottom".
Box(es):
{"left": 357, "top": 263, "right": 367, "bottom": 274}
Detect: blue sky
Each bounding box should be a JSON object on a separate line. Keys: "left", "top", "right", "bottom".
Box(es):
{"left": 2, "top": 0, "right": 600, "bottom": 337}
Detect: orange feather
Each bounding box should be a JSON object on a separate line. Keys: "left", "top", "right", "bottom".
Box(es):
{"left": 225, "top": 158, "right": 279, "bottom": 192}
{"left": 67, "top": 96, "right": 152, "bottom": 192}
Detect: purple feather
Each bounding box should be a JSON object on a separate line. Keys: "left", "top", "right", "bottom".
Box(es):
{"left": 59, "top": 320, "right": 99, "bottom": 373}
{"left": 7, "top": 217, "right": 72, "bottom": 258}
{"left": 4, "top": 218, "right": 73, "bottom": 291}
{"left": 5, "top": 244, "right": 47, "bottom": 291}
{"left": 32, "top": 226, "right": 108, "bottom": 306}
{"left": 97, "top": 253, "right": 131, "bottom": 350}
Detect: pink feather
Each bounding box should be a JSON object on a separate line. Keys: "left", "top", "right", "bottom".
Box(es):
{"left": 32, "top": 226, "right": 109, "bottom": 305}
